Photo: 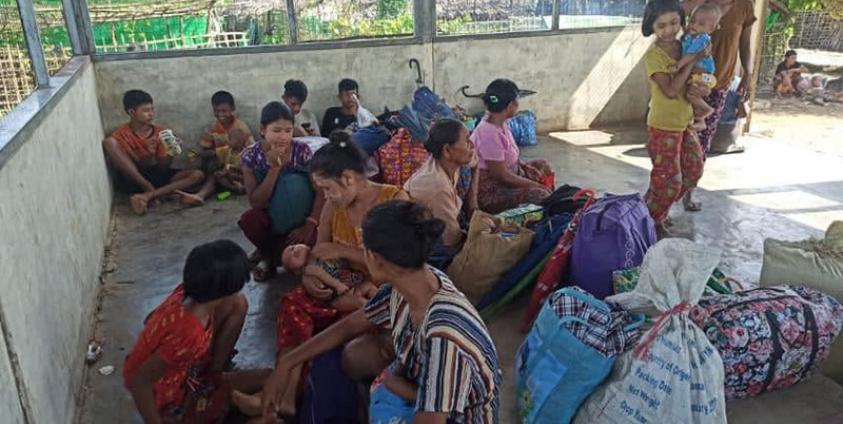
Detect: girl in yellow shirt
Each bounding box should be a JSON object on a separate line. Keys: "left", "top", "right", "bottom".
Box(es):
{"left": 641, "top": 0, "right": 710, "bottom": 236}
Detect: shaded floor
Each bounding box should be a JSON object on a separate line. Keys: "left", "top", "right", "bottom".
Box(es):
{"left": 79, "top": 127, "right": 843, "bottom": 423}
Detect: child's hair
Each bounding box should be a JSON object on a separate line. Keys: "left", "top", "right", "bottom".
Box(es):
{"left": 641, "top": 0, "right": 685, "bottom": 37}
{"left": 123, "top": 89, "right": 153, "bottom": 113}
{"left": 338, "top": 78, "right": 359, "bottom": 94}
{"left": 425, "top": 119, "right": 465, "bottom": 159}
{"left": 785, "top": 49, "right": 797, "bottom": 58}
{"left": 260, "top": 101, "right": 295, "bottom": 126}
{"left": 362, "top": 200, "right": 445, "bottom": 269}
{"left": 284, "top": 79, "right": 309, "bottom": 102}
{"left": 689, "top": 2, "right": 721, "bottom": 22}
{"left": 211, "top": 90, "right": 235, "bottom": 108}
{"left": 182, "top": 239, "right": 250, "bottom": 303}
{"left": 309, "top": 130, "right": 368, "bottom": 178}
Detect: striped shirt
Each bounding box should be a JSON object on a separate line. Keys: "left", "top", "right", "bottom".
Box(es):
{"left": 365, "top": 267, "right": 501, "bottom": 423}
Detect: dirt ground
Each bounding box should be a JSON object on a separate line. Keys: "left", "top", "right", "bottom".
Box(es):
{"left": 750, "top": 48, "right": 843, "bottom": 158}
{"left": 750, "top": 94, "right": 843, "bottom": 159}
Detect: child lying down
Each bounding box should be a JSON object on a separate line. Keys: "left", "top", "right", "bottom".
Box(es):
{"left": 282, "top": 243, "right": 378, "bottom": 311}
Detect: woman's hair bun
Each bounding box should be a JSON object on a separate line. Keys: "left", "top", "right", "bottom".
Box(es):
{"left": 328, "top": 129, "right": 352, "bottom": 147}
{"left": 412, "top": 215, "right": 446, "bottom": 246}
{"left": 362, "top": 200, "right": 445, "bottom": 269}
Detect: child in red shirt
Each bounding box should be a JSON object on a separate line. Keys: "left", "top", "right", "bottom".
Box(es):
{"left": 123, "top": 240, "right": 269, "bottom": 423}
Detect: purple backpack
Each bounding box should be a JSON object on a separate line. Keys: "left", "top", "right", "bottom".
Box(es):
{"left": 569, "top": 193, "right": 656, "bottom": 299}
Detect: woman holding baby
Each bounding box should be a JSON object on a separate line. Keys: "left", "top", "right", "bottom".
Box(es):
{"left": 272, "top": 130, "right": 408, "bottom": 417}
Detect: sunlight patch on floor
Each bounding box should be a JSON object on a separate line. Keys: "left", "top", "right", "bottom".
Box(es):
{"left": 549, "top": 130, "right": 615, "bottom": 146}
{"left": 728, "top": 191, "right": 840, "bottom": 211}
{"left": 784, "top": 210, "right": 843, "bottom": 231}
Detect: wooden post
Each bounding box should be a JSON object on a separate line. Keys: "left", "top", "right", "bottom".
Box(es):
{"left": 744, "top": 0, "right": 770, "bottom": 134}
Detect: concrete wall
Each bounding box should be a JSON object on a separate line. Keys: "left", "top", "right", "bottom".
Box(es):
{"left": 0, "top": 58, "right": 110, "bottom": 424}
{"left": 95, "top": 42, "right": 432, "bottom": 148}
{"left": 432, "top": 26, "right": 651, "bottom": 131}
{"left": 94, "top": 26, "right": 650, "bottom": 143}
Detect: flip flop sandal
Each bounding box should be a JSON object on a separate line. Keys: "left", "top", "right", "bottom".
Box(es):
{"left": 683, "top": 200, "right": 702, "bottom": 212}
{"left": 683, "top": 196, "right": 702, "bottom": 212}
{"left": 252, "top": 259, "right": 276, "bottom": 282}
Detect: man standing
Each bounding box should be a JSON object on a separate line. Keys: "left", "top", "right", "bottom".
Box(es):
{"left": 698, "top": 0, "right": 757, "bottom": 154}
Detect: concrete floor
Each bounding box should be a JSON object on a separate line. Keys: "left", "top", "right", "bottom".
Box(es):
{"left": 78, "top": 127, "right": 843, "bottom": 423}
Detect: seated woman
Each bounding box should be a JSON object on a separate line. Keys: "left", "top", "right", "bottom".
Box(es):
{"left": 404, "top": 119, "right": 478, "bottom": 265}
{"left": 273, "top": 131, "right": 408, "bottom": 417}
{"left": 774, "top": 50, "right": 809, "bottom": 97}
{"left": 472, "top": 79, "right": 553, "bottom": 214}
{"left": 259, "top": 200, "right": 501, "bottom": 423}
{"left": 238, "top": 102, "right": 325, "bottom": 281}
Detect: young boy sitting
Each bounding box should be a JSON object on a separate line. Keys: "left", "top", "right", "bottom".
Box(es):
{"left": 123, "top": 239, "right": 270, "bottom": 423}
{"left": 103, "top": 90, "right": 206, "bottom": 215}
{"left": 200, "top": 91, "right": 254, "bottom": 194}
{"left": 321, "top": 78, "right": 362, "bottom": 136}
{"left": 282, "top": 79, "right": 320, "bottom": 137}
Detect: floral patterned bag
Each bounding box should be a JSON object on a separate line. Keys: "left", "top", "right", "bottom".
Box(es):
{"left": 690, "top": 286, "right": 843, "bottom": 400}
{"left": 374, "top": 128, "right": 429, "bottom": 187}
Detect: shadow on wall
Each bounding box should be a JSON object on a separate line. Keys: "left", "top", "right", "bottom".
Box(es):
{"left": 432, "top": 27, "right": 650, "bottom": 132}
{"left": 565, "top": 25, "right": 650, "bottom": 129}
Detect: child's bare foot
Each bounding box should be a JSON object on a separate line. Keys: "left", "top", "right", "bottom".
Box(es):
{"left": 278, "top": 399, "right": 296, "bottom": 420}
{"left": 656, "top": 222, "right": 672, "bottom": 240}
{"left": 231, "top": 390, "right": 262, "bottom": 417}
{"left": 129, "top": 194, "right": 149, "bottom": 215}
{"left": 175, "top": 190, "right": 204, "bottom": 207}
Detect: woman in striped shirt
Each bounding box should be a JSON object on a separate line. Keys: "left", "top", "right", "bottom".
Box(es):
{"left": 261, "top": 200, "right": 501, "bottom": 423}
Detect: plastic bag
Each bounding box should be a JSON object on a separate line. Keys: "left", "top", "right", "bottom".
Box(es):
{"left": 574, "top": 238, "right": 727, "bottom": 424}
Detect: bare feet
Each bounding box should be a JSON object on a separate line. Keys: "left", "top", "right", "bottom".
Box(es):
{"left": 231, "top": 390, "right": 262, "bottom": 417}
{"left": 175, "top": 190, "right": 204, "bottom": 207}
{"left": 129, "top": 194, "right": 149, "bottom": 215}
{"left": 656, "top": 222, "right": 672, "bottom": 240}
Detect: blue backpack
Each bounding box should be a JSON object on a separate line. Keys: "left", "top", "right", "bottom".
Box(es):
{"left": 509, "top": 111, "right": 538, "bottom": 146}
{"left": 398, "top": 87, "right": 456, "bottom": 142}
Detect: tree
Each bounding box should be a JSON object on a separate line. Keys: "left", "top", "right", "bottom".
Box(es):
{"left": 377, "top": 0, "right": 407, "bottom": 19}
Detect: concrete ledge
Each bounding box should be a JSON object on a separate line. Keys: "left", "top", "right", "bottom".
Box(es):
{"left": 0, "top": 56, "right": 91, "bottom": 171}
{"left": 90, "top": 24, "right": 634, "bottom": 63}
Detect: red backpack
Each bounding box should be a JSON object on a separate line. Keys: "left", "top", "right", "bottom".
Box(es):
{"left": 523, "top": 189, "right": 596, "bottom": 331}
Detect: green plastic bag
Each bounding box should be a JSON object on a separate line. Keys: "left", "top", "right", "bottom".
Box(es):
{"left": 612, "top": 266, "right": 737, "bottom": 297}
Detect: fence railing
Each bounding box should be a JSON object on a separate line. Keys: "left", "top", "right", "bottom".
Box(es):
{"left": 0, "top": 45, "right": 72, "bottom": 117}
{"left": 95, "top": 31, "right": 250, "bottom": 53}
{"left": 791, "top": 11, "right": 843, "bottom": 52}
